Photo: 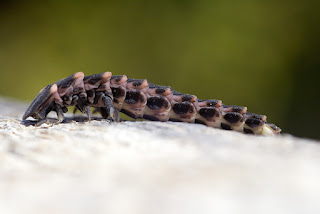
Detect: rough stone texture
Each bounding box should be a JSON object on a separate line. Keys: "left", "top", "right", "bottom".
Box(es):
{"left": 0, "top": 97, "right": 319, "bottom": 214}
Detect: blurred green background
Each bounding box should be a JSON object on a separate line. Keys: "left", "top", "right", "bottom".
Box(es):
{"left": 0, "top": 0, "right": 319, "bottom": 139}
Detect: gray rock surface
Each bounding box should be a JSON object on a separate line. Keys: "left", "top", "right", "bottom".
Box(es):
{"left": 0, "top": 97, "right": 319, "bottom": 214}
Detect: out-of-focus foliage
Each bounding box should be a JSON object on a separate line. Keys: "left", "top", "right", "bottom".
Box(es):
{"left": 0, "top": 0, "right": 319, "bottom": 139}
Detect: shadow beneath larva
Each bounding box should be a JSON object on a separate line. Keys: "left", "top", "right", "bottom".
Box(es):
{"left": 20, "top": 116, "right": 119, "bottom": 127}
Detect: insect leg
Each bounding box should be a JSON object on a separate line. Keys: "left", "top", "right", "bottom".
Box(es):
{"left": 73, "top": 107, "right": 78, "bottom": 115}
{"left": 33, "top": 103, "right": 65, "bottom": 126}
{"left": 55, "top": 103, "right": 65, "bottom": 123}
{"left": 114, "top": 109, "right": 120, "bottom": 122}
{"left": 72, "top": 93, "right": 92, "bottom": 121}
{"left": 73, "top": 105, "right": 91, "bottom": 121}
{"left": 101, "top": 94, "right": 118, "bottom": 121}
{"left": 85, "top": 106, "right": 92, "bottom": 121}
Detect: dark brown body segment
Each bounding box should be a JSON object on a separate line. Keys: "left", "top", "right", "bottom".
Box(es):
{"left": 22, "top": 84, "right": 55, "bottom": 120}
{"left": 23, "top": 72, "right": 281, "bottom": 136}
{"left": 143, "top": 83, "right": 172, "bottom": 121}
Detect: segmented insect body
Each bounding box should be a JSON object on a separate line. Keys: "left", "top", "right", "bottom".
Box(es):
{"left": 23, "top": 72, "right": 281, "bottom": 136}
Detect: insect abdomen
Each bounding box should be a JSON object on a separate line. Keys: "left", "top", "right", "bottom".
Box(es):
{"left": 109, "top": 75, "right": 281, "bottom": 135}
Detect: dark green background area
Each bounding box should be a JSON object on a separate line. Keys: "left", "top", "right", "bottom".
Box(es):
{"left": 0, "top": 0, "right": 319, "bottom": 139}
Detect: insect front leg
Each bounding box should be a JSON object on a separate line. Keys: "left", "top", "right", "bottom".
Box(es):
{"left": 55, "top": 103, "right": 65, "bottom": 123}
{"left": 73, "top": 106, "right": 92, "bottom": 121}
{"left": 35, "top": 103, "right": 65, "bottom": 126}
{"left": 84, "top": 106, "right": 92, "bottom": 121}
{"left": 99, "top": 107, "right": 120, "bottom": 122}
{"left": 92, "top": 91, "right": 118, "bottom": 121}
{"left": 72, "top": 93, "right": 92, "bottom": 121}
{"left": 101, "top": 94, "right": 119, "bottom": 122}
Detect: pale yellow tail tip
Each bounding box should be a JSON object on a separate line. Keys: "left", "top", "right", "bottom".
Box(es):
{"left": 261, "top": 126, "right": 275, "bottom": 136}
